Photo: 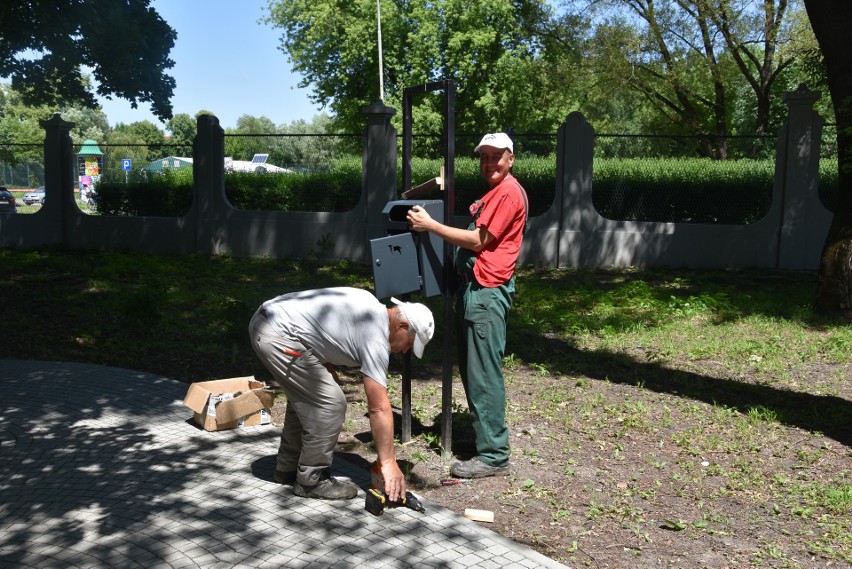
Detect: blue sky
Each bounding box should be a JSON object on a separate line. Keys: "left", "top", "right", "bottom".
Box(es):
{"left": 96, "top": 0, "right": 324, "bottom": 130}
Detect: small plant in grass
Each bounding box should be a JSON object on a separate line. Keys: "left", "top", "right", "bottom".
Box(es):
{"left": 415, "top": 431, "right": 443, "bottom": 454}
{"left": 309, "top": 232, "right": 335, "bottom": 261}
{"left": 503, "top": 353, "right": 521, "bottom": 368}
{"left": 524, "top": 448, "right": 544, "bottom": 465}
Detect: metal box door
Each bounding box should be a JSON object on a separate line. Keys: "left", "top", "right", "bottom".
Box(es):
{"left": 370, "top": 233, "right": 423, "bottom": 299}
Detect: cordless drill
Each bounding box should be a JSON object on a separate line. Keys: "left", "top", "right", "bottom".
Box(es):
{"left": 365, "top": 488, "right": 425, "bottom": 516}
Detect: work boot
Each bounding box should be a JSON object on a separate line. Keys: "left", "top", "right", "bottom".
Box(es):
{"left": 293, "top": 471, "right": 359, "bottom": 500}
{"left": 450, "top": 457, "right": 510, "bottom": 479}
{"left": 274, "top": 470, "right": 296, "bottom": 485}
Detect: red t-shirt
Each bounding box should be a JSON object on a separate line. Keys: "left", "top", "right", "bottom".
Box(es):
{"left": 472, "top": 174, "right": 527, "bottom": 287}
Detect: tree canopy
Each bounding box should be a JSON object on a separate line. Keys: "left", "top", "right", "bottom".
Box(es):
{"left": 546, "top": 0, "right": 816, "bottom": 158}
{"left": 0, "top": 0, "right": 177, "bottom": 121}
{"left": 264, "top": 0, "right": 563, "bottom": 149}
{"left": 264, "top": 0, "right": 821, "bottom": 159}
{"left": 0, "top": 82, "right": 110, "bottom": 164}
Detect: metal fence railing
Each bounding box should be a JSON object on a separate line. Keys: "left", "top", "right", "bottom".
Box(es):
{"left": 1, "top": 125, "right": 839, "bottom": 220}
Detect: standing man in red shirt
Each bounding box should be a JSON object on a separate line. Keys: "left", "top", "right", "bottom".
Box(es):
{"left": 406, "top": 132, "right": 527, "bottom": 478}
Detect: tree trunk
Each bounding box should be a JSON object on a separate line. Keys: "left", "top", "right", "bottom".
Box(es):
{"left": 805, "top": 0, "right": 852, "bottom": 319}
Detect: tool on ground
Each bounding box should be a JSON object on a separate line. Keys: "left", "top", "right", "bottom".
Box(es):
{"left": 440, "top": 478, "right": 473, "bottom": 486}
{"left": 365, "top": 488, "right": 425, "bottom": 516}
{"left": 366, "top": 459, "right": 425, "bottom": 515}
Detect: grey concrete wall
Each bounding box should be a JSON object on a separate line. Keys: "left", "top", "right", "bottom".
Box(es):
{"left": 0, "top": 88, "right": 834, "bottom": 271}
{"left": 514, "top": 85, "right": 833, "bottom": 271}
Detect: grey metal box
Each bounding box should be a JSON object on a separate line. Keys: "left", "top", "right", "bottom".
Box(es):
{"left": 370, "top": 200, "right": 445, "bottom": 298}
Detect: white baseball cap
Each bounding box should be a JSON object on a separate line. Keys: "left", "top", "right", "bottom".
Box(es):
{"left": 391, "top": 297, "right": 435, "bottom": 358}
{"left": 474, "top": 132, "right": 513, "bottom": 154}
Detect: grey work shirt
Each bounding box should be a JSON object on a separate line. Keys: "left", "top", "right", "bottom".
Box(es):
{"left": 261, "top": 287, "right": 391, "bottom": 387}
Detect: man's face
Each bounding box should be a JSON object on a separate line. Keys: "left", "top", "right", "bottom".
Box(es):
{"left": 389, "top": 321, "right": 416, "bottom": 355}
{"left": 479, "top": 146, "right": 514, "bottom": 187}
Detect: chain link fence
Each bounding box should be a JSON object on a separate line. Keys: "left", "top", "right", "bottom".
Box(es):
{"left": 0, "top": 142, "right": 44, "bottom": 214}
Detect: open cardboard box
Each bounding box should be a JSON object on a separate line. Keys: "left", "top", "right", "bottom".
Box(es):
{"left": 183, "top": 376, "right": 275, "bottom": 431}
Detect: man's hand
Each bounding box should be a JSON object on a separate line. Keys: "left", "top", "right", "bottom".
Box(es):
{"left": 379, "top": 460, "right": 406, "bottom": 503}
{"left": 363, "top": 376, "right": 407, "bottom": 502}
{"left": 406, "top": 205, "right": 433, "bottom": 233}
{"left": 407, "top": 205, "right": 494, "bottom": 252}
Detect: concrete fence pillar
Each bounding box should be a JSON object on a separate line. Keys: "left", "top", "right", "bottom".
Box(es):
{"left": 362, "top": 101, "right": 398, "bottom": 245}
{"left": 556, "top": 111, "right": 595, "bottom": 267}
{"left": 774, "top": 84, "right": 831, "bottom": 269}
{"left": 39, "top": 113, "right": 76, "bottom": 246}
{"left": 193, "top": 114, "right": 227, "bottom": 254}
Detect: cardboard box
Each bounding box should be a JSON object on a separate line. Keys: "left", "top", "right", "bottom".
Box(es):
{"left": 183, "top": 376, "right": 275, "bottom": 431}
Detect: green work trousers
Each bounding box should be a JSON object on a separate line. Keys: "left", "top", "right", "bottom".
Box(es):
{"left": 455, "top": 279, "right": 514, "bottom": 467}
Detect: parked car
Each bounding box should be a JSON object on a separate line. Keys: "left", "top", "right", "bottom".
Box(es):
{"left": 0, "top": 187, "right": 17, "bottom": 213}
{"left": 23, "top": 186, "right": 46, "bottom": 205}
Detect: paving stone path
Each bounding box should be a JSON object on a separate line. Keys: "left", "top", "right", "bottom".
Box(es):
{"left": 0, "top": 360, "right": 569, "bottom": 569}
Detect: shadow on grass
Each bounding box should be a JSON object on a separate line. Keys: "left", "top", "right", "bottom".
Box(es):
{"left": 509, "top": 331, "right": 851, "bottom": 447}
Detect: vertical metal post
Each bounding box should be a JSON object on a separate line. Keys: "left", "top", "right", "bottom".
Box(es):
{"left": 399, "top": 80, "right": 455, "bottom": 455}
{"left": 400, "top": 89, "right": 414, "bottom": 443}
{"left": 401, "top": 292, "right": 412, "bottom": 443}
{"left": 441, "top": 80, "right": 455, "bottom": 457}
{"left": 402, "top": 91, "right": 413, "bottom": 195}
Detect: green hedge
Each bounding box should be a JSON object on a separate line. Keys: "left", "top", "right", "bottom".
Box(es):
{"left": 91, "top": 156, "right": 838, "bottom": 223}
{"left": 592, "top": 158, "right": 776, "bottom": 224}
{"left": 95, "top": 169, "right": 193, "bottom": 217}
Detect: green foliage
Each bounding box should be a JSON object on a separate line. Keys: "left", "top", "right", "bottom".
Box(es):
{"left": 165, "top": 114, "right": 196, "bottom": 156}
{"left": 576, "top": 0, "right": 810, "bottom": 157}
{"left": 102, "top": 121, "right": 171, "bottom": 175}
{"left": 90, "top": 154, "right": 840, "bottom": 225}
{"left": 405, "top": 154, "right": 555, "bottom": 215}
{"left": 0, "top": 0, "right": 177, "bottom": 121}
{"left": 407, "top": 155, "right": 779, "bottom": 222}
{"left": 263, "top": 0, "right": 559, "bottom": 141}
{"left": 262, "top": 0, "right": 821, "bottom": 162}
{"left": 225, "top": 157, "right": 362, "bottom": 212}
{"left": 0, "top": 83, "right": 110, "bottom": 165}
{"left": 592, "top": 158, "right": 775, "bottom": 223}
{"left": 95, "top": 168, "right": 193, "bottom": 217}
{"left": 223, "top": 113, "right": 347, "bottom": 170}
{"left": 94, "top": 157, "right": 363, "bottom": 217}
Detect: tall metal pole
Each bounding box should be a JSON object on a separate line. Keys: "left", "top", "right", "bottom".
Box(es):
{"left": 441, "top": 79, "right": 455, "bottom": 457}
{"left": 376, "top": 0, "right": 384, "bottom": 101}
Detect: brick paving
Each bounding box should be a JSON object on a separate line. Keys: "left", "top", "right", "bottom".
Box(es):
{"left": 0, "top": 360, "right": 569, "bottom": 569}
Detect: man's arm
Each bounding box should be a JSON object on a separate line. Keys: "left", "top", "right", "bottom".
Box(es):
{"left": 406, "top": 205, "right": 493, "bottom": 252}
{"left": 362, "top": 375, "right": 406, "bottom": 501}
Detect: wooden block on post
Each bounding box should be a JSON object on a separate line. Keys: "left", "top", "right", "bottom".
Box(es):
{"left": 401, "top": 166, "right": 444, "bottom": 199}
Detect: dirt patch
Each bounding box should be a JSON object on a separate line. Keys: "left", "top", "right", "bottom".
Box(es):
{"left": 270, "top": 356, "right": 851, "bottom": 568}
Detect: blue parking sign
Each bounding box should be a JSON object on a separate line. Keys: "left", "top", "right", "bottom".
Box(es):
{"left": 122, "top": 159, "right": 132, "bottom": 171}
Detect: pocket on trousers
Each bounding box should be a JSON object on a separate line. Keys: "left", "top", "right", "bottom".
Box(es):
{"left": 474, "top": 321, "right": 489, "bottom": 340}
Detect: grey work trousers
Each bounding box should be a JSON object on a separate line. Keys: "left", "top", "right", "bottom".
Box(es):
{"left": 248, "top": 308, "right": 347, "bottom": 487}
